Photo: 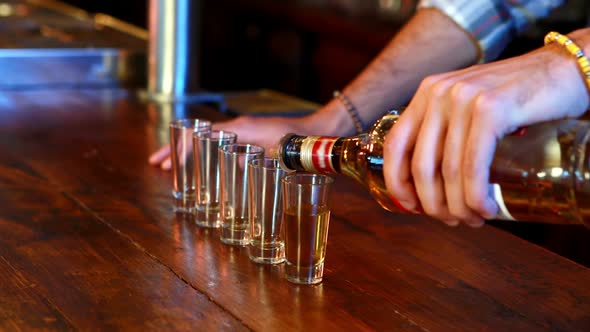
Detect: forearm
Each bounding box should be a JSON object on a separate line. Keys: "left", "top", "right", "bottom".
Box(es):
{"left": 344, "top": 8, "right": 479, "bottom": 122}
{"left": 382, "top": 26, "right": 589, "bottom": 227}
{"left": 551, "top": 27, "right": 590, "bottom": 114}
{"left": 307, "top": 8, "right": 479, "bottom": 136}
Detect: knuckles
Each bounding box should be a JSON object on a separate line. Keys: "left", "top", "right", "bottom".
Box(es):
{"left": 429, "top": 80, "right": 454, "bottom": 99}
{"left": 402, "top": 73, "right": 510, "bottom": 224}
{"left": 410, "top": 155, "right": 433, "bottom": 184}
{"left": 441, "top": 155, "right": 460, "bottom": 181}
{"left": 424, "top": 75, "right": 484, "bottom": 106}
{"left": 420, "top": 74, "right": 445, "bottom": 91}
{"left": 473, "top": 92, "right": 501, "bottom": 118}
{"left": 449, "top": 81, "right": 477, "bottom": 102}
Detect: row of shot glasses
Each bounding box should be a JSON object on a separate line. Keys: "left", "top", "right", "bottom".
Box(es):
{"left": 169, "top": 118, "right": 333, "bottom": 284}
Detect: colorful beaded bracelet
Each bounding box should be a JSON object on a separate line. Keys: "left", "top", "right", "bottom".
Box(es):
{"left": 544, "top": 31, "right": 590, "bottom": 96}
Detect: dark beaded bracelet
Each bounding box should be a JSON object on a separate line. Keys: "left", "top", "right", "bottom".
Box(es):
{"left": 333, "top": 90, "right": 366, "bottom": 134}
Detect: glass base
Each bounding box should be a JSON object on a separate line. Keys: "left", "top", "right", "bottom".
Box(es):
{"left": 174, "top": 197, "right": 195, "bottom": 213}
{"left": 220, "top": 226, "right": 249, "bottom": 246}
{"left": 195, "top": 204, "right": 222, "bottom": 228}
{"left": 285, "top": 261, "right": 324, "bottom": 285}
{"left": 249, "top": 243, "right": 285, "bottom": 265}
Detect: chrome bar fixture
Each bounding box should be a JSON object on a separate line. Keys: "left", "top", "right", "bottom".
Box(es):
{"left": 147, "top": 0, "right": 200, "bottom": 101}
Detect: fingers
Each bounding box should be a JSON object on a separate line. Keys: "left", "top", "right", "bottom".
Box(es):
{"left": 462, "top": 95, "right": 504, "bottom": 220}
{"left": 441, "top": 83, "right": 485, "bottom": 227}
{"left": 384, "top": 77, "right": 438, "bottom": 214}
{"left": 151, "top": 116, "right": 298, "bottom": 171}
{"left": 411, "top": 93, "right": 455, "bottom": 224}
{"left": 161, "top": 158, "right": 172, "bottom": 170}
{"left": 149, "top": 144, "right": 170, "bottom": 164}
{"left": 149, "top": 145, "right": 172, "bottom": 170}
{"left": 385, "top": 69, "right": 506, "bottom": 227}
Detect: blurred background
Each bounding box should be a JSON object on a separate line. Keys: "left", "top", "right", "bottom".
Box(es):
{"left": 60, "top": 0, "right": 590, "bottom": 104}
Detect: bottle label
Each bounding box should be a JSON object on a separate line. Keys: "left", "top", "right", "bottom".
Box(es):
{"left": 300, "top": 136, "right": 338, "bottom": 173}
{"left": 491, "top": 183, "right": 516, "bottom": 221}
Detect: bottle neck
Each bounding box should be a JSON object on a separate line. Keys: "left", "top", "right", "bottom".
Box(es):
{"left": 280, "top": 134, "right": 344, "bottom": 174}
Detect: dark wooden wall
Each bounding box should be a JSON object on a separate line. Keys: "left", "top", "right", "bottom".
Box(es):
{"left": 61, "top": 0, "right": 589, "bottom": 104}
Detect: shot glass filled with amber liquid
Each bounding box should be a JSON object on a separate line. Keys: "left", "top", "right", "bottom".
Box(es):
{"left": 282, "top": 173, "right": 333, "bottom": 284}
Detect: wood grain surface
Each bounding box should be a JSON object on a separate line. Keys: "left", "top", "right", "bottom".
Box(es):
{"left": 1, "top": 89, "right": 589, "bottom": 331}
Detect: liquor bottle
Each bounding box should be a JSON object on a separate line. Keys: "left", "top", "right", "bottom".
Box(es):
{"left": 278, "top": 109, "right": 590, "bottom": 225}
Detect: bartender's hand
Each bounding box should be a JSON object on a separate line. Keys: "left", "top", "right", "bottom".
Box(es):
{"left": 149, "top": 115, "right": 312, "bottom": 170}
{"left": 383, "top": 30, "right": 590, "bottom": 227}
{"left": 149, "top": 97, "right": 359, "bottom": 170}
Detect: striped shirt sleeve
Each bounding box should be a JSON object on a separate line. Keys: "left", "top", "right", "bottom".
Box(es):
{"left": 418, "top": 0, "right": 565, "bottom": 62}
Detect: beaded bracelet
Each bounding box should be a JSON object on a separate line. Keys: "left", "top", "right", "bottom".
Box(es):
{"left": 333, "top": 90, "right": 366, "bottom": 135}
{"left": 544, "top": 31, "right": 590, "bottom": 96}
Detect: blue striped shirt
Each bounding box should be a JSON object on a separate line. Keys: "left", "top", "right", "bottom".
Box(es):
{"left": 418, "top": 0, "right": 565, "bottom": 62}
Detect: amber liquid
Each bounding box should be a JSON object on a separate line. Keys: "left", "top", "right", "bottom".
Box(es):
{"left": 490, "top": 169, "right": 582, "bottom": 223}
{"left": 284, "top": 204, "right": 330, "bottom": 267}
{"left": 488, "top": 121, "right": 590, "bottom": 224}
{"left": 281, "top": 110, "right": 590, "bottom": 225}
{"left": 335, "top": 134, "right": 394, "bottom": 214}
{"left": 342, "top": 118, "right": 590, "bottom": 224}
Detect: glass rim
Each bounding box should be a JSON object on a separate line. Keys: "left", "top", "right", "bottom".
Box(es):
{"left": 282, "top": 173, "right": 334, "bottom": 185}
{"left": 170, "top": 118, "right": 212, "bottom": 129}
{"left": 194, "top": 130, "right": 237, "bottom": 140}
{"left": 249, "top": 157, "right": 294, "bottom": 171}
{"left": 220, "top": 143, "right": 265, "bottom": 155}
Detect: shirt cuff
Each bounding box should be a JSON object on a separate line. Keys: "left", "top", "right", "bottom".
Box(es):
{"left": 417, "top": 0, "right": 515, "bottom": 63}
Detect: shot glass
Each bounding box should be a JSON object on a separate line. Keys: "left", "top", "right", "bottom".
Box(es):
{"left": 193, "top": 130, "right": 238, "bottom": 228}
{"left": 170, "top": 118, "right": 212, "bottom": 213}
{"left": 219, "top": 143, "right": 264, "bottom": 245}
{"left": 248, "top": 158, "right": 295, "bottom": 264}
{"left": 282, "top": 173, "right": 334, "bottom": 285}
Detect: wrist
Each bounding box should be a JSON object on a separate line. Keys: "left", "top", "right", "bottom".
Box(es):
{"left": 544, "top": 29, "right": 590, "bottom": 110}
{"left": 568, "top": 28, "right": 590, "bottom": 54}
{"left": 305, "top": 98, "right": 358, "bottom": 137}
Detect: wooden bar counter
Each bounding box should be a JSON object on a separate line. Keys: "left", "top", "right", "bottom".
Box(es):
{"left": 1, "top": 88, "right": 590, "bottom": 331}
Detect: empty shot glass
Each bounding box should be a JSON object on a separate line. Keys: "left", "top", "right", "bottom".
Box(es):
{"left": 282, "top": 173, "right": 334, "bottom": 284}
{"left": 219, "top": 143, "right": 264, "bottom": 245}
{"left": 193, "top": 130, "right": 237, "bottom": 228}
{"left": 248, "top": 158, "right": 295, "bottom": 264}
{"left": 170, "top": 118, "right": 212, "bottom": 213}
